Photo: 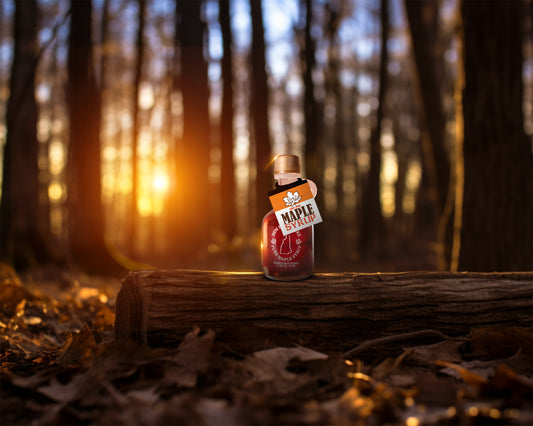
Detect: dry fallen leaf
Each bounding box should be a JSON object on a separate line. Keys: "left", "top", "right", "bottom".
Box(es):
{"left": 37, "top": 373, "right": 88, "bottom": 403}
{"left": 435, "top": 359, "right": 490, "bottom": 386}
{"left": 55, "top": 323, "right": 97, "bottom": 367}
{"left": 405, "top": 340, "right": 464, "bottom": 366}
{"left": 470, "top": 327, "right": 533, "bottom": 358}
{"left": 243, "top": 346, "right": 328, "bottom": 382}
{"left": 173, "top": 327, "right": 215, "bottom": 374}
{"left": 481, "top": 363, "right": 533, "bottom": 398}
{"left": 0, "top": 282, "right": 31, "bottom": 318}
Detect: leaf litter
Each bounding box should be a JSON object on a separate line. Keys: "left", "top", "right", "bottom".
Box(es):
{"left": 1, "top": 263, "right": 532, "bottom": 425}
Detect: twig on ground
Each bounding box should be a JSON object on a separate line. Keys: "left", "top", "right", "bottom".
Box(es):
{"left": 343, "top": 329, "right": 465, "bottom": 359}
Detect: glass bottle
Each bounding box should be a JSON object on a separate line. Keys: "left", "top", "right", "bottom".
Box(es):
{"left": 261, "top": 155, "right": 314, "bottom": 281}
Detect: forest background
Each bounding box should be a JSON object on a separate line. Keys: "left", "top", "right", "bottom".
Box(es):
{"left": 0, "top": 0, "right": 532, "bottom": 275}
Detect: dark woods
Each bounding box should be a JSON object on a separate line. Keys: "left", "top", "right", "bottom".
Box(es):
{"left": 0, "top": 0, "right": 532, "bottom": 274}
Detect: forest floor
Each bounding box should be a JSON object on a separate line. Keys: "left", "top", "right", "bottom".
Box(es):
{"left": 1, "top": 263, "right": 532, "bottom": 425}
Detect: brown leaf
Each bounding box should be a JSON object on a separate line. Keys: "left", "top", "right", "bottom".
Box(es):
{"left": 37, "top": 373, "right": 88, "bottom": 403}
{"left": 36, "top": 365, "right": 109, "bottom": 408}
{"left": 470, "top": 327, "right": 533, "bottom": 358}
{"left": 481, "top": 364, "right": 533, "bottom": 398}
{"left": 435, "top": 360, "right": 491, "bottom": 386}
{"left": 173, "top": 327, "right": 215, "bottom": 374}
{"left": 244, "top": 346, "right": 328, "bottom": 382}
{"left": 124, "top": 386, "right": 160, "bottom": 406}
{"left": 161, "top": 361, "right": 200, "bottom": 388}
{"left": 372, "top": 349, "right": 412, "bottom": 381}
{"left": 0, "top": 283, "right": 31, "bottom": 318}
{"left": 387, "top": 373, "right": 417, "bottom": 387}
{"left": 413, "top": 373, "right": 459, "bottom": 406}
{"left": 500, "top": 350, "right": 533, "bottom": 376}
{"left": 406, "top": 340, "right": 463, "bottom": 366}
{"left": 5, "top": 369, "right": 50, "bottom": 389}
{"left": 372, "top": 357, "right": 398, "bottom": 381}
{"left": 157, "top": 327, "right": 216, "bottom": 388}
{"left": 1, "top": 328, "right": 54, "bottom": 357}
{"left": 55, "top": 323, "right": 97, "bottom": 367}
{"left": 93, "top": 303, "right": 115, "bottom": 330}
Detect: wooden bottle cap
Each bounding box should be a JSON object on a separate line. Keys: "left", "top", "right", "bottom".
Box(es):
{"left": 274, "top": 155, "right": 300, "bottom": 174}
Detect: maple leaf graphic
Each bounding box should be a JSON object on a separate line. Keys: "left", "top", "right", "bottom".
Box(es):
{"left": 283, "top": 191, "right": 301, "bottom": 207}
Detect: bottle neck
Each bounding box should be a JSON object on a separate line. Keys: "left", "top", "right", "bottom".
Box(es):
{"left": 275, "top": 172, "right": 301, "bottom": 186}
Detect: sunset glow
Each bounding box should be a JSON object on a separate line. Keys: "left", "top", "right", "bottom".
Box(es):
{"left": 152, "top": 170, "right": 169, "bottom": 193}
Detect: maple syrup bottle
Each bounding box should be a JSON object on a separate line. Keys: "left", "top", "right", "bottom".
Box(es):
{"left": 261, "top": 155, "right": 314, "bottom": 281}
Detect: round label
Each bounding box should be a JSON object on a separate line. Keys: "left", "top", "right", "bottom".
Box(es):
{"left": 270, "top": 226, "right": 304, "bottom": 262}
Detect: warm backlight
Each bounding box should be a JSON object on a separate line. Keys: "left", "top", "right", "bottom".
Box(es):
{"left": 152, "top": 170, "right": 169, "bottom": 193}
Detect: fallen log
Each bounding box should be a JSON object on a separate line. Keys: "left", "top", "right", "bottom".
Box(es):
{"left": 114, "top": 270, "right": 533, "bottom": 351}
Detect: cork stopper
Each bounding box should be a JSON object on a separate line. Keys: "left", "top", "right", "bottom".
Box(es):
{"left": 274, "top": 155, "right": 300, "bottom": 174}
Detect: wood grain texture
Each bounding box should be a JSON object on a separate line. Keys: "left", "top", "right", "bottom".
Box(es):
{"left": 114, "top": 270, "right": 533, "bottom": 351}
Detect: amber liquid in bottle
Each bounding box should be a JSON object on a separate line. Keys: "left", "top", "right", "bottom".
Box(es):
{"left": 261, "top": 155, "right": 314, "bottom": 281}
{"left": 262, "top": 209, "right": 314, "bottom": 280}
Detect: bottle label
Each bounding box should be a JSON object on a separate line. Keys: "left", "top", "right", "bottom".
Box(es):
{"left": 268, "top": 180, "right": 323, "bottom": 236}
{"left": 270, "top": 227, "right": 305, "bottom": 263}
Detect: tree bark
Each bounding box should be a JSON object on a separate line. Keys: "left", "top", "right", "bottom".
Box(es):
{"left": 127, "top": 0, "right": 146, "bottom": 257}
{"left": 115, "top": 269, "right": 533, "bottom": 351}
{"left": 300, "top": 0, "right": 327, "bottom": 267}
{"left": 67, "top": 0, "right": 123, "bottom": 274}
{"left": 404, "top": 0, "right": 454, "bottom": 269}
{"left": 404, "top": 0, "right": 449, "bottom": 217}
{"left": 250, "top": 0, "right": 272, "bottom": 229}
{"left": 457, "top": 0, "right": 533, "bottom": 271}
{"left": 358, "top": 0, "right": 388, "bottom": 259}
{"left": 174, "top": 0, "right": 210, "bottom": 264}
{"left": 302, "top": 0, "right": 321, "bottom": 204}
{"left": 0, "top": 0, "right": 51, "bottom": 269}
{"left": 219, "top": 0, "right": 237, "bottom": 239}
{"left": 323, "top": 2, "right": 344, "bottom": 216}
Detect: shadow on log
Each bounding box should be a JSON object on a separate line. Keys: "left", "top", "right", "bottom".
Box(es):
{"left": 114, "top": 270, "right": 533, "bottom": 352}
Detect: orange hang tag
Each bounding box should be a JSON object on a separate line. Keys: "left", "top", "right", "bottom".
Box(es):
{"left": 268, "top": 179, "right": 323, "bottom": 236}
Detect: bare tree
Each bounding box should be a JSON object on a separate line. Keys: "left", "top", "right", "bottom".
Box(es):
{"left": 128, "top": 0, "right": 146, "bottom": 256}
{"left": 174, "top": 0, "right": 210, "bottom": 264}
{"left": 67, "top": 0, "right": 122, "bottom": 273}
{"left": 454, "top": 0, "right": 533, "bottom": 271}
{"left": 404, "top": 0, "right": 453, "bottom": 269}
{"left": 249, "top": 0, "right": 272, "bottom": 227}
{"left": 358, "top": 0, "right": 389, "bottom": 259}
{"left": 323, "top": 1, "right": 344, "bottom": 215}
{"left": 404, "top": 0, "right": 449, "bottom": 217}
{"left": 301, "top": 0, "right": 321, "bottom": 189}
{"left": 219, "top": 0, "right": 237, "bottom": 240}
{"left": 0, "top": 0, "right": 51, "bottom": 269}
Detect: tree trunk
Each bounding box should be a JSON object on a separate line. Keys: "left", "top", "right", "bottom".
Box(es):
{"left": 300, "top": 0, "right": 327, "bottom": 267}
{"left": 358, "top": 0, "right": 388, "bottom": 259}
{"left": 219, "top": 0, "right": 237, "bottom": 240}
{"left": 404, "top": 0, "right": 450, "bottom": 217}
{"left": 302, "top": 0, "right": 321, "bottom": 200}
{"left": 174, "top": 0, "right": 210, "bottom": 265}
{"left": 115, "top": 269, "right": 533, "bottom": 351}
{"left": 128, "top": 0, "right": 146, "bottom": 257}
{"left": 404, "top": 0, "right": 454, "bottom": 270}
{"left": 250, "top": 0, "right": 272, "bottom": 229}
{"left": 169, "top": 0, "right": 183, "bottom": 266}
{"left": 67, "top": 0, "right": 123, "bottom": 274}
{"left": 457, "top": 0, "right": 533, "bottom": 271}
{"left": 0, "top": 0, "right": 51, "bottom": 269}
{"left": 324, "top": 2, "right": 344, "bottom": 217}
